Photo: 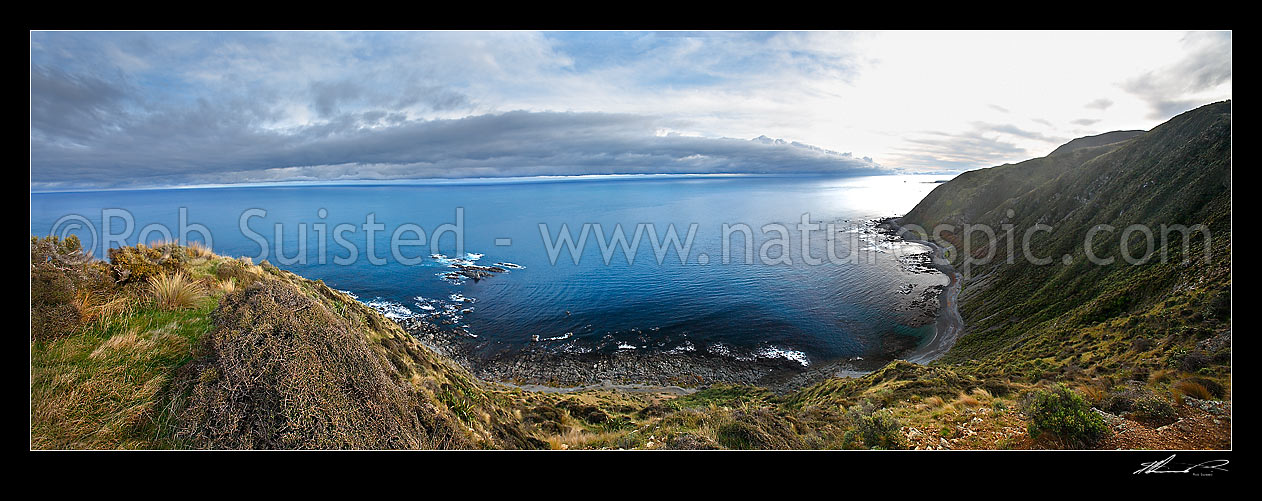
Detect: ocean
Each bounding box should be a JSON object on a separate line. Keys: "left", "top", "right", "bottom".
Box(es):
{"left": 31, "top": 173, "right": 951, "bottom": 369}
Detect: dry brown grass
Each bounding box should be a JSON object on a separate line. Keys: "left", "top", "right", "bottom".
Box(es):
{"left": 971, "top": 388, "right": 994, "bottom": 401}
{"left": 545, "top": 426, "right": 588, "bottom": 450}
{"left": 186, "top": 240, "right": 213, "bottom": 258}
{"left": 1077, "top": 385, "right": 1106, "bottom": 405}
{"left": 919, "top": 395, "right": 960, "bottom": 417}
{"left": 1173, "top": 380, "right": 1214, "bottom": 401}
{"left": 148, "top": 272, "right": 206, "bottom": 310}
{"left": 71, "top": 290, "right": 136, "bottom": 328}
{"left": 171, "top": 280, "right": 451, "bottom": 449}
{"left": 96, "top": 296, "right": 134, "bottom": 322}
{"left": 71, "top": 290, "right": 100, "bottom": 321}
{"left": 1148, "top": 369, "right": 1176, "bottom": 385}
{"left": 216, "top": 277, "right": 240, "bottom": 294}
{"left": 955, "top": 392, "right": 983, "bottom": 408}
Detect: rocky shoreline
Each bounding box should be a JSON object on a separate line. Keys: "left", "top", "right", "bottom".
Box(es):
{"left": 391, "top": 217, "right": 960, "bottom": 394}
{"left": 401, "top": 315, "right": 890, "bottom": 393}
{"left": 877, "top": 216, "right": 966, "bottom": 365}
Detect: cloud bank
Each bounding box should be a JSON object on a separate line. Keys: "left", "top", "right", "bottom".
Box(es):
{"left": 30, "top": 31, "right": 1231, "bottom": 189}
{"left": 30, "top": 101, "right": 881, "bottom": 189}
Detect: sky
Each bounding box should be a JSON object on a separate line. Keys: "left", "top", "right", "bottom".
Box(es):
{"left": 30, "top": 30, "right": 1232, "bottom": 190}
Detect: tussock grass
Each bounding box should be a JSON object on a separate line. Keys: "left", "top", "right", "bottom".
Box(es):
{"left": 74, "top": 291, "right": 135, "bottom": 328}
{"left": 148, "top": 272, "right": 206, "bottom": 310}
{"left": 216, "top": 277, "right": 240, "bottom": 295}
{"left": 35, "top": 240, "right": 549, "bottom": 450}
{"left": 971, "top": 388, "right": 994, "bottom": 401}
{"left": 186, "top": 240, "right": 213, "bottom": 259}
{"left": 1173, "top": 380, "right": 1214, "bottom": 401}
{"left": 1076, "top": 385, "right": 1106, "bottom": 405}
{"left": 955, "top": 392, "right": 983, "bottom": 408}
{"left": 544, "top": 426, "right": 620, "bottom": 450}
{"left": 1148, "top": 369, "right": 1176, "bottom": 385}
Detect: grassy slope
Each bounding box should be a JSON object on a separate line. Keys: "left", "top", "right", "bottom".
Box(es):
{"left": 29, "top": 239, "right": 967, "bottom": 450}
{"left": 902, "top": 101, "right": 1231, "bottom": 385}
{"left": 1046, "top": 130, "right": 1145, "bottom": 156}
{"left": 30, "top": 240, "right": 545, "bottom": 449}
{"left": 30, "top": 103, "right": 1231, "bottom": 450}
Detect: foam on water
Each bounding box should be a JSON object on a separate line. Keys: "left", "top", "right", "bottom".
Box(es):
{"left": 755, "top": 346, "right": 811, "bottom": 367}
{"left": 666, "top": 340, "right": 697, "bottom": 354}
{"left": 540, "top": 332, "right": 573, "bottom": 342}
{"left": 363, "top": 298, "right": 416, "bottom": 320}
{"left": 32, "top": 174, "right": 951, "bottom": 368}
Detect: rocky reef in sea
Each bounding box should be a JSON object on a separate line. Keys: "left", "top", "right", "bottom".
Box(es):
{"left": 431, "top": 252, "right": 522, "bottom": 285}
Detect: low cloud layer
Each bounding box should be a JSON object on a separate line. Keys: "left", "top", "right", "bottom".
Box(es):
{"left": 31, "top": 107, "right": 881, "bottom": 190}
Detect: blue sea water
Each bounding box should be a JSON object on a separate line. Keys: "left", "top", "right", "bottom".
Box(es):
{"left": 31, "top": 174, "right": 950, "bottom": 368}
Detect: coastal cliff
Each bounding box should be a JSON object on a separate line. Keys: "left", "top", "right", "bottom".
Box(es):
{"left": 30, "top": 103, "right": 1231, "bottom": 450}
{"left": 900, "top": 101, "right": 1231, "bottom": 378}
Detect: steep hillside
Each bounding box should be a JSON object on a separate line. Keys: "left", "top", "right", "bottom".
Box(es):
{"left": 1047, "top": 130, "right": 1145, "bottom": 156}
{"left": 29, "top": 238, "right": 541, "bottom": 449}
{"left": 904, "top": 140, "right": 1128, "bottom": 233}
{"left": 900, "top": 101, "right": 1231, "bottom": 383}
{"left": 30, "top": 102, "right": 1231, "bottom": 451}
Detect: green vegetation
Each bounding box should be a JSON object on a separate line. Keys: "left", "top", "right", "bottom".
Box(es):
{"left": 30, "top": 237, "right": 538, "bottom": 449}
{"left": 1023, "top": 385, "right": 1109, "bottom": 448}
{"left": 31, "top": 236, "right": 222, "bottom": 448}
{"left": 849, "top": 405, "right": 905, "bottom": 450}
{"left": 902, "top": 101, "right": 1231, "bottom": 393}
{"left": 147, "top": 272, "right": 207, "bottom": 310}
{"left": 30, "top": 103, "right": 1231, "bottom": 449}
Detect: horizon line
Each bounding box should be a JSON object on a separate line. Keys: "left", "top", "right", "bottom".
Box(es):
{"left": 30, "top": 170, "right": 961, "bottom": 195}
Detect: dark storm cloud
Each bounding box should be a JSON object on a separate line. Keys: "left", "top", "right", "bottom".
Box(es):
{"left": 30, "top": 110, "right": 882, "bottom": 189}
{"left": 30, "top": 31, "right": 882, "bottom": 190}
{"left": 30, "top": 65, "right": 131, "bottom": 143}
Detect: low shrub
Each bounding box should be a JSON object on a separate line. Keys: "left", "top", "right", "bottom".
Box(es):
{"left": 109, "top": 244, "right": 183, "bottom": 284}
{"left": 30, "top": 235, "right": 109, "bottom": 341}
{"left": 1178, "top": 351, "right": 1212, "bottom": 372}
{"left": 1099, "top": 384, "right": 1175, "bottom": 425}
{"left": 1023, "top": 385, "right": 1109, "bottom": 448}
{"left": 1202, "top": 290, "right": 1230, "bottom": 321}
{"left": 846, "top": 400, "right": 905, "bottom": 450}
{"left": 664, "top": 432, "right": 719, "bottom": 450}
{"left": 213, "top": 259, "right": 257, "bottom": 287}
{"left": 853, "top": 411, "right": 905, "bottom": 449}
{"left": 1130, "top": 395, "right": 1178, "bottom": 425}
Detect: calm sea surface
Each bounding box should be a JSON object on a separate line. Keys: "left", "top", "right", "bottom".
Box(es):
{"left": 31, "top": 174, "right": 951, "bottom": 367}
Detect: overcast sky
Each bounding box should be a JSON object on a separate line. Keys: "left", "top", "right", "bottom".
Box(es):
{"left": 30, "top": 30, "right": 1232, "bottom": 190}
